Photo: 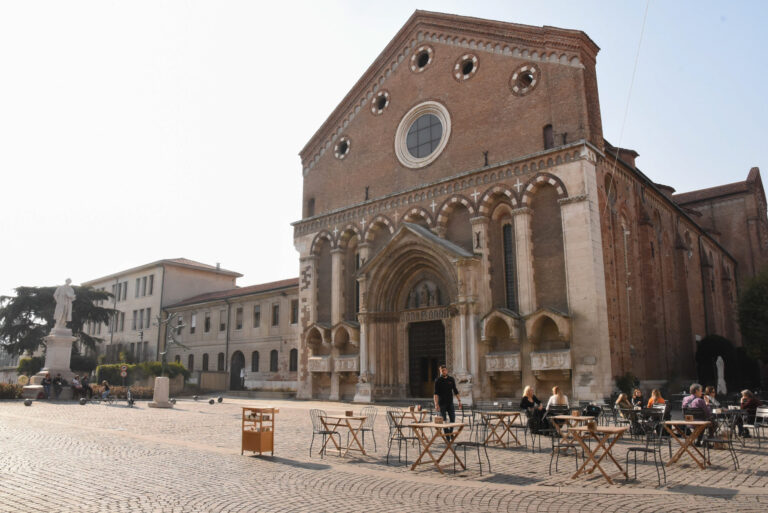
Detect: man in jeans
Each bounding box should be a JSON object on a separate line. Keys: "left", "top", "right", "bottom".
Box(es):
{"left": 433, "top": 364, "right": 462, "bottom": 436}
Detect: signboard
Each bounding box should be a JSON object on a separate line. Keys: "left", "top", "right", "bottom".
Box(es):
{"left": 120, "top": 365, "right": 128, "bottom": 372}
{"left": 120, "top": 370, "right": 128, "bottom": 378}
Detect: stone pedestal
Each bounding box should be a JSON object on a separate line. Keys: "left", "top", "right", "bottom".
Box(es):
{"left": 148, "top": 376, "right": 173, "bottom": 408}
{"left": 23, "top": 328, "right": 77, "bottom": 399}
{"left": 353, "top": 380, "right": 372, "bottom": 404}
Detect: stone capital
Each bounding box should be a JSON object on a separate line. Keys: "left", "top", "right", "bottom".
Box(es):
{"left": 510, "top": 207, "right": 533, "bottom": 217}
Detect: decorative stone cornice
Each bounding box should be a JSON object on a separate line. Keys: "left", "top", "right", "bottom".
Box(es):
{"left": 510, "top": 207, "right": 533, "bottom": 217}
{"left": 557, "top": 194, "right": 588, "bottom": 205}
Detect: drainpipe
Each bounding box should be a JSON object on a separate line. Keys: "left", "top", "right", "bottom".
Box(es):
{"left": 156, "top": 265, "right": 166, "bottom": 362}
{"left": 697, "top": 235, "right": 710, "bottom": 336}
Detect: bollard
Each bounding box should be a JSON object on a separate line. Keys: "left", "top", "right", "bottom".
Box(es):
{"left": 208, "top": 399, "right": 215, "bottom": 405}
{"left": 24, "top": 399, "right": 32, "bottom": 406}
{"left": 217, "top": 396, "right": 223, "bottom": 403}
{"left": 79, "top": 398, "right": 87, "bottom": 405}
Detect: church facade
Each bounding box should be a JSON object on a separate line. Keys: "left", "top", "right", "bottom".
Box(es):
{"left": 292, "top": 11, "right": 763, "bottom": 403}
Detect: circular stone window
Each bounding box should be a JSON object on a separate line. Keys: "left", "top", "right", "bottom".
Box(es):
{"left": 509, "top": 63, "right": 541, "bottom": 96}
{"left": 410, "top": 45, "right": 434, "bottom": 73}
{"left": 395, "top": 101, "right": 451, "bottom": 168}
{"left": 370, "top": 90, "right": 390, "bottom": 115}
{"left": 334, "top": 136, "right": 351, "bottom": 160}
{"left": 453, "top": 53, "right": 479, "bottom": 81}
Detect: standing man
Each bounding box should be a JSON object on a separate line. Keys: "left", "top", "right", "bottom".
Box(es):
{"left": 433, "top": 364, "right": 462, "bottom": 435}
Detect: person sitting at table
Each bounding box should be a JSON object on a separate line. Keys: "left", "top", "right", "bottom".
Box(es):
{"left": 615, "top": 393, "right": 632, "bottom": 412}
{"left": 704, "top": 386, "right": 720, "bottom": 408}
{"left": 682, "top": 383, "right": 712, "bottom": 444}
{"left": 646, "top": 389, "right": 666, "bottom": 408}
{"left": 520, "top": 385, "right": 545, "bottom": 429}
{"left": 739, "top": 389, "right": 761, "bottom": 437}
{"left": 545, "top": 386, "right": 569, "bottom": 411}
{"left": 631, "top": 388, "right": 644, "bottom": 408}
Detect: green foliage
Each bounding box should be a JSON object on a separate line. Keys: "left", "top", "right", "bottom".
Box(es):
{"left": 0, "top": 383, "right": 23, "bottom": 399}
{"left": 614, "top": 372, "right": 637, "bottom": 395}
{"left": 0, "top": 285, "right": 114, "bottom": 355}
{"left": 17, "top": 356, "right": 44, "bottom": 376}
{"left": 95, "top": 361, "right": 189, "bottom": 385}
{"left": 70, "top": 353, "right": 97, "bottom": 373}
{"left": 739, "top": 266, "right": 768, "bottom": 362}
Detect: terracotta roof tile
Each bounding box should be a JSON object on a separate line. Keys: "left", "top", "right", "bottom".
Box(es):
{"left": 673, "top": 181, "right": 750, "bottom": 204}
{"left": 167, "top": 278, "right": 299, "bottom": 309}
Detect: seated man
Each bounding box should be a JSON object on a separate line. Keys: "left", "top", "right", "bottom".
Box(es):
{"left": 682, "top": 383, "right": 712, "bottom": 443}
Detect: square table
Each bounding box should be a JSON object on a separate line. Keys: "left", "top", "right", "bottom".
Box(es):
{"left": 569, "top": 425, "right": 629, "bottom": 484}
{"left": 483, "top": 411, "right": 523, "bottom": 448}
{"left": 409, "top": 421, "right": 466, "bottom": 474}
{"left": 551, "top": 415, "right": 595, "bottom": 447}
{"left": 663, "top": 420, "right": 710, "bottom": 469}
{"left": 319, "top": 415, "right": 368, "bottom": 458}
{"left": 388, "top": 409, "right": 429, "bottom": 441}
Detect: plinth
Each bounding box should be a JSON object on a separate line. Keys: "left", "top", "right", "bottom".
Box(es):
{"left": 23, "top": 328, "right": 77, "bottom": 399}
{"left": 148, "top": 376, "right": 173, "bottom": 408}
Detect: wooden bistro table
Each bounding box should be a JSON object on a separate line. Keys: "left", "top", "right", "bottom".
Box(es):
{"left": 569, "top": 425, "right": 629, "bottom": 485}
{"left": 319, "top": 414, "right": 368, "bottom": 458}
{"left": 483, "top": 411, "right": 523, "bottom": 448}
{"left": 663, "top": 420, "right": 711, "bottom": 469}
{"left": 388, "top": 409, "right": 429, "bottom": 440}
{"left": 552, "top": 415, "right": 595, "bottom": 447}
{"left": 409, "top": 421, "right": 467, "bottom": 474}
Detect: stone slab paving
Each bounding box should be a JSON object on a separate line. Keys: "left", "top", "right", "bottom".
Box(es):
{"left": 1, "top": 397, "right": 767, "bottom": 512}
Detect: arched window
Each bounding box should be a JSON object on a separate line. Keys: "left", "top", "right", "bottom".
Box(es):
{"left": 270, "top": 350, "right": 278, "bottom": 372}
{"left": 217, "top": 352, "right": 225, "bottom": 371}
{"left": 202, "top": 353, "right": 209, "bottom": 371}
{"left": 174, "top": 354, "right": 180, "bottom": 363}
{"left": 251, "top": 351, "right": 259, "bottom": 372}
{"left": 289, "top": 348, "right": 298, "bottom": 372}
{"left": 187, "top": 354, "right": 194, "bottom": 371}
{"left": 502, "top": 223, "right": 517, "bottom": 311}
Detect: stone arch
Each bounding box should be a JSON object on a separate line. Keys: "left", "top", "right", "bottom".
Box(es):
{"left": 435, "top": 194, "right": 475, "bottom": 229}
{"left": 337, "top": 224, "right": 361, "bottom": 249}
{"left": 305, "top": 325, "right": 329, "bottom": 356}
{"left": 364, "top": 215, "right": 395, "bottom": 257}
{"left": 332, "top": 324, "right": 358, "bottom": 353}
{"left": 520, "top": 173, "right": 568, "bottom": 207}
{"left": 363, "top": 214, "right": 395, "bottom": 242}
{"left": 477, "top": 185, "right": 517, "bottom": 215}
{"left": 526, "top": 312, "right": 570, "bottom": 350}
{"left": 310, "top": 230, "right": 335, "bottom": 255}
{"left": 403, "top": 207, "right": 434, "bottom": 227}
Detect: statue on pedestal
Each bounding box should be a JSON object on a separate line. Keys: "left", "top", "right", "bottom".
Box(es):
{"left": 53, "top": 279, "right": 76, "bottom": 331}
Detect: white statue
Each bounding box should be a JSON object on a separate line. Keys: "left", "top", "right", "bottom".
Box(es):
{"left": 716, "top": 356, "right": 727, "bottom": 395}
{"left": 53, "top": 279, "right": 76, "bottom": 330}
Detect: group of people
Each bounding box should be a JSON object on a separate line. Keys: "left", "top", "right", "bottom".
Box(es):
{"left": 40, "top": 372, "right": 65, "bottom": 399}
{"left": 38, "top": 372, "right": 107, "bottom": 401}
{"left": 682, "top": 383, "right": 762, "bottom": 437}
{"left": 70, "top": 374, "right": 93, "bottom": 400}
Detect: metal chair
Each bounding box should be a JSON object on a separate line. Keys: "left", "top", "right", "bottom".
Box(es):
{"left": 547, "top": 409, "right": 581, "bottom": 475}
{"left": 453, "top": 411, "right": 492, "bottom": 475}
{"left": 626, "top": 412, "right": 668, "bottom": 486}
{"left": 357, "top": 406, "right": 378, "bottom": 452}
{"left": 385, "top": 407, "right": 419, "bottom": 465}
{"left": 309, "top": 409, "right": 340, "bottom": 458}
{"left": 742, "top": 406, "right": 768, "bottom": 448}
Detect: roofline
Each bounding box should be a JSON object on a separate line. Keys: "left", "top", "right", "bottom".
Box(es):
{"left": 164, "top": 280, "right": 298, "bottom": 310}
{"left": 673, "top": 179, "right": 752, "bottom": 205}
{"left": 299, "top": 9, "right": 599, "bottom": 166}
{"left": 82, "top": 259, "right": 242, "bottom": 285}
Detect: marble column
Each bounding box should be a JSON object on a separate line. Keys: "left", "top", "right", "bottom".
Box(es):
{"left": 330, "top": 248, "right": 344, "bottom": 326}
{"left": 512, "top": 207, "right": 536, "bottom": 315}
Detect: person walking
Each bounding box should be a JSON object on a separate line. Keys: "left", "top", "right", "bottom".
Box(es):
{"left": 433, "top": 364, "right": 462, "bottom": 436}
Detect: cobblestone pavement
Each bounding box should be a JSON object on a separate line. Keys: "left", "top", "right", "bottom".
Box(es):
{"left": 1, "top": 397, "right": 767, "bottom": 512}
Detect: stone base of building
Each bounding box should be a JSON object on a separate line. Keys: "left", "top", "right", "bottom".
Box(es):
{"left": 353, "top": 382, "right": 373, "bottom": 403}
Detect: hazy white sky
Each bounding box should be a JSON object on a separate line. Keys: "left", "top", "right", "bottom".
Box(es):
{"left": 1, "top": 1, "right": 765, "bottom": 299}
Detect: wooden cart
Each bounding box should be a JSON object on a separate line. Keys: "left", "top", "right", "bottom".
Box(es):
{"left": 241, "top": 407, "right": 279, "bottom": 456}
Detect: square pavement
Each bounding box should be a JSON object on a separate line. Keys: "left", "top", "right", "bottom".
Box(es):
{"left": 1, "top": 397, "right": 767, "bottom": 512}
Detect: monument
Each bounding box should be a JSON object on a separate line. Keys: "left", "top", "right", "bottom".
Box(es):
{"left": 716, "top": 356, "right": 727, "bottom": 395}
{"left": 23, "top": 279, "right": 78, "bottom": 399}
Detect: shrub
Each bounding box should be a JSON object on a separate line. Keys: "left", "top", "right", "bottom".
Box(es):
{"left": 70, "top": 354, "right": 97, "bottom": 373}
{"left": 0, "top": 383, "right": 23, "bottom": 399}
{"left": 89, "top": 385, "right": 154, "bottom": 399}
{"left": 614, "top": 372, "right": 637, "bottom": 395}
{"left": 17, "top": 356, "right": 44, "bottom": 376}
{"left": 95, "top": 361, "right": 189, "bottom": 385}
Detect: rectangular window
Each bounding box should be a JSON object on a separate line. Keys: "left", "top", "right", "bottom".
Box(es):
{"left": 204, "top": 312, "right": 211, "bottom": 333}
{"left": 190, "top": 313, "right": 197, "bottom": 334}
{"left": 115, "top": 283, "right": 121, "bottom": 302}
{"left": 119, "top": 312, "right": 125, "bottom": 332}
{"left": 290, "top": 299, "right": 298, "bottom": 325}
{"left": 219, "top": 309, "right": 227, "bottom": 332}
{"left": 111, "top": 284, "right": 116, "bottom": 301}
{"left": 272, "top": 303, "right": 279, "bottom": 327}
{"left": 253, "top": 305, "right": 261, "bottom": 328}
{"left": 142, "top": 276, "right": 147, "bottom": 296}
{"left": 148, "top": 275, "right": 154, "bottom": 295}
{"left": 145, "top": 308, "right": 151, "bottom": 329}
{"left": 132, "top": 310, "right": 137, "bottom": 331}
{"left": 122, "top": 281, "right": 128, "bottom": 301}
{"left": 139, "top": 309, "right": 144, "bottom": 331}
{"left": 235, "top": 307, "right": 243, "bottom": 330}
{"left": 135, "top": 278, "right": 140, "bottom": 298}
{"left": 130, "top": 343, "right": 135, "bottom": 357}
{"left": 176, "top": 315, "right": 183, "bottom": 335}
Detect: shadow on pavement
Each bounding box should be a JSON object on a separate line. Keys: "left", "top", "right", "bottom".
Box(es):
{"left": 480, "top": 474, "right": 544, "bottom": 486}
{"left": 255, "top": 455, "right": 331, "bottom": 471}
{"left": 666, "top": 485, "right": 738, "bottom": 497}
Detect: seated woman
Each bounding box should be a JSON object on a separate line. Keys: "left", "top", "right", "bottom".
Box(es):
{"left": 520, "top": 385, "right": 545, "bottom": 423}
{"left": 71, "top": 375, "right": 83, "bottom": 400}
{"left": 739, "top": 389, "right": 761, "bottom": 437}
{"left": 615, "top": 393, "right": 632, "bottom": 411}
{"left": 704, "top": 386, "right": 721, "bottom": 408}
{"left": 646, "top": 389, "right": 666, "bottom": 408}
{"left": 631, "top": 388, "right": 644, "bottom": 408}
{"left": 101, "top": 380, "right": 111, "bottom": 400}
{"left": 545, "top": 386, "right": 569, "bottom": 411}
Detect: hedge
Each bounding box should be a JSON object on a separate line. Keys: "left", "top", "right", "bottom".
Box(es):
{"left": 0, "top": 383, "right": 23, "bottom": 399}
{"left": 17, "top": 357, "right": 44, "bottom": 376}
{"left": 95, "top": 361, "right": 189, "bottom": 385}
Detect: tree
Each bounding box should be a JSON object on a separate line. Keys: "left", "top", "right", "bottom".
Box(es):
{"left": 0, "top": 286, "right": 114, "bottom": 356}
{"left": 738, "top": 266, "right": 768, "bottom": 362}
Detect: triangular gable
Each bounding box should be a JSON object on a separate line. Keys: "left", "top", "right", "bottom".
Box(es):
{"left": 299, "top": 10, "right": 599, "bottom": 175}
{"left": 358, "top": 222, "right": 475, "bottom": 276}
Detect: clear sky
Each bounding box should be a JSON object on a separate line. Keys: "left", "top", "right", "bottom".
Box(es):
{"left": 0, "top": 1, "right": 765, "bottom": 299}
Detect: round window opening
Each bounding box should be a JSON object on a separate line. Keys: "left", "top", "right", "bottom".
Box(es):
{"left": 377, "top": 95, "right": 387, "bottom": 110}
{"left": 394, "top": 101, "right": 451, "bottom": 169}
{"left": 517, "top": 71, "right": 534, "bottom": 88}
{"left": 410, "top": 45, "right": 434, "bottom": 73}
{"left": 417, "top": 51, "right": 430, "bottom": 68}
{"left": 461, "top": 59, "right": 474, "bottom": 75}
{"left": 406, "top": 114, "right": 443, "bottom": 158}
{"left": 509, "top": 63, "right": 540, "bottom": 96}
{"left": 334, "top": 136, "right": 351, "bottom": 160}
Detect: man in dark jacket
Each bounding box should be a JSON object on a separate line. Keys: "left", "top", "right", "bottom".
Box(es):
{"left": 433, "top": 364, "right": 462, "bottom": 434}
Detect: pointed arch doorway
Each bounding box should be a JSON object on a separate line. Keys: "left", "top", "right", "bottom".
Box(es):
{"left": 230, "top": 351, "right": 245, "bottom": 390}
{"left": 408, "top": 320, "right": 445, "bottom": 397}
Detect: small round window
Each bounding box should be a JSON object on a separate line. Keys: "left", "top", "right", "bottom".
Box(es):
{"left": 334, "top": 136, "right": 351, "bottom": 160}
{"left": 509, "top": 63, "right": 541, "bottom": 96}
{"left": 410, "top": 45, "right": 434, "bottom": 73}
{"left": 370, "top": 90, "right": 390, "bottom": 115}
{"left": 395, "top": 101, "right": 451, "bottom": 169}
{"left": 453, "top": 53, "right": 479, "bottom": 81}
